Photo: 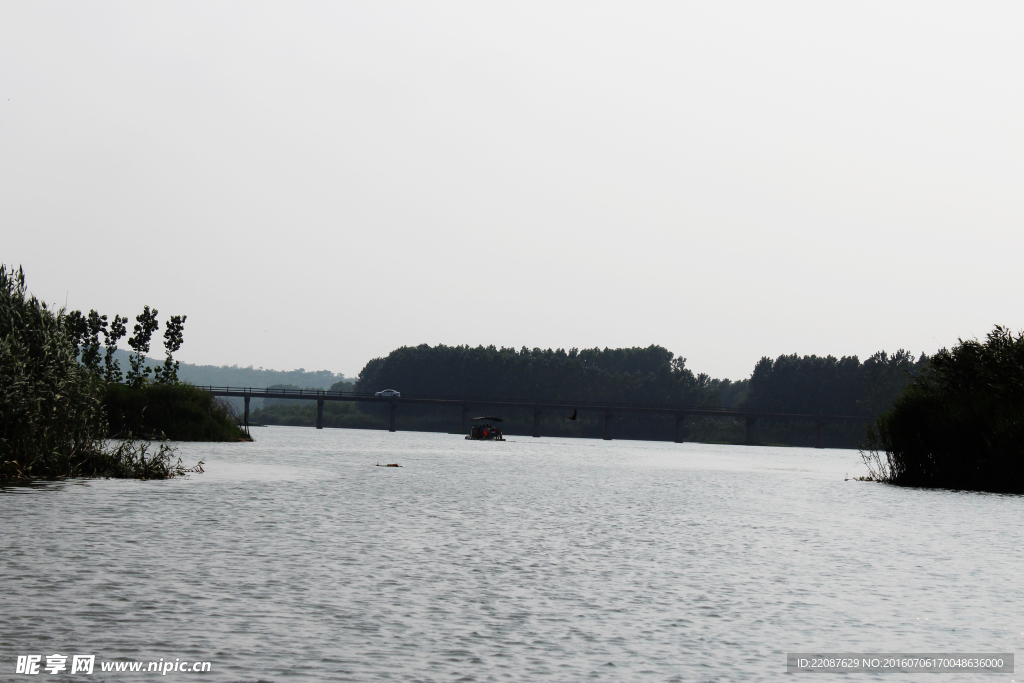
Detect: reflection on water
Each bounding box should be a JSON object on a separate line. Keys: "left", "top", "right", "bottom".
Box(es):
{"left": 2, "top": 427, "right": 1021, "bottom": 681}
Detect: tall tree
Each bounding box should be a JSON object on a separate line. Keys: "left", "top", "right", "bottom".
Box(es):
{"left": 155, "top": 315, "right": 186, "bottom": 384}
{"left": 103, "top": 314, "right": 127, "bottom": 383}
{"left": 65, "top": 310, "right": 88, "bottom": 359}
{"left": 126, "top": 306, "right": 159, "bottom": 387}
{"left": 80, "top": 310, "right": 108, "bottom": 377}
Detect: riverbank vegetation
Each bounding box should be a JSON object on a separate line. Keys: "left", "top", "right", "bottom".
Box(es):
{"left": 1, "top": 265, "right": 234, "bottom": 481}
{"left": 863, "top": 326, "right": 1024, "bottom": 493}
{"left": 63, "top": 287, "right": 248, "bottom": 443}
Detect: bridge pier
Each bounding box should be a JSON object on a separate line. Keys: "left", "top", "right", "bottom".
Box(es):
{"left": 603, "top": 411, "right": 613, "bottom": 440}
{"left": 243, "top": 394, "right": 250, "bottom": 434}
{"left": 316, "top": 398, "right": 324, "bottom": 429}
{"left": 745, "top": 417, "right": 756, "bottom": 445}
{"left": 389, "top": 401, "right": 397, "bottom": 432}
{"left": 675, "top": 414, "right": 686, "bottom": 443}
{"left": 815, "top": 419, "right": 824, "bottom": 449}
{"left": 533, "top": 407, "right": 541, "bottom": 438}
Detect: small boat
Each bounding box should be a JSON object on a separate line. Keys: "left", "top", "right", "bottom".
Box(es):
{"left": 466, "top": 416, "right": 505, "bottom": 441}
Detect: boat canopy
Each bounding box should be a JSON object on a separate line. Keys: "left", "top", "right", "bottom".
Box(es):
{"left": 472, "top": 416, "right": 503, "bottom": 422}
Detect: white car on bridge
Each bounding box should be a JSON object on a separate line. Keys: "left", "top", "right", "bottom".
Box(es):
{"left": 375, "top": 389, "right": 401, "bottom": 398}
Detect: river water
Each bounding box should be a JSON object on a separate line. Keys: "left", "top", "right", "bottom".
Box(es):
{"left": 2, "top": 427, "right": 1021, "bottom": 681}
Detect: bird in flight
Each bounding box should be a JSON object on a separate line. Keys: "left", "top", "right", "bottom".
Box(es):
{"left": 567, "top": 409, "right": 577, "bottom": 420}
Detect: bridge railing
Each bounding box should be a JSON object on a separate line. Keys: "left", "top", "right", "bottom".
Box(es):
{"left": 195, "top": 386, "right": 367, "bottom": 398}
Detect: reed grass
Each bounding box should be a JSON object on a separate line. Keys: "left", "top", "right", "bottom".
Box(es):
{"left": 91, "top": 438, "right": 204, "bottom": 479}
{"left": 862, "top": 326, "right": 1024, "bottom": 493}
{"left": 1, "top": 266, "right": 107, "bottom": 478}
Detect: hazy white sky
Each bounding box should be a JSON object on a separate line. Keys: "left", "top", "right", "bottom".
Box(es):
{"left": 2, "top": 2, "right": 1022, "bottom": 380}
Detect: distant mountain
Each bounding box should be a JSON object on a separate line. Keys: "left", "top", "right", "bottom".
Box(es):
{"left": 105, "top": 349, "right": 346, "bottom": 389}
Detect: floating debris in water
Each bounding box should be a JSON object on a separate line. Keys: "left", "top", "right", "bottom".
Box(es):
{"left": 374, "top": 463, "right": 402, "bottom": 467}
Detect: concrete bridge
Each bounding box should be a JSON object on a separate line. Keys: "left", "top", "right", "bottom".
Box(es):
{"left": 199, "top": 386, "right": 872, "bottom": 448}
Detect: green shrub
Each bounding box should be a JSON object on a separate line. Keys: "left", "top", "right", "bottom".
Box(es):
{"left": 104, "top": 382, "right": 250, "bottom": 442}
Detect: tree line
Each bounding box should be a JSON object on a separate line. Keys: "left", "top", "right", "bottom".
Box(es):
{"left": 354, "top": 343, "right": 928, "bottom": 419}
{"left": 64, "top": 305, "right": 186, "bottom": 386}
{"left": 331, "top": 343, "right": 930, "bottom": 446}
{"left": 356, "top": 345, "right": 716, "bottom": 406}
{"left": 743, "top": 350, "right": 929, "bottom": 417}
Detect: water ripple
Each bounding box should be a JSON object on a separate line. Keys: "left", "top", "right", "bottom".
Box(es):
{"left": 2, "top": 428, "right": 1022, "bottom": 681}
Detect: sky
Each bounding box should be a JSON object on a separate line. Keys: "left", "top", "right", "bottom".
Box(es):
{"left": 2, "top": 2, "right": 1022, "bottom": 381}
